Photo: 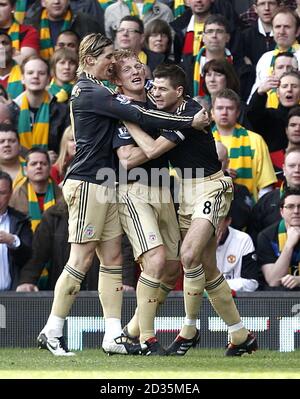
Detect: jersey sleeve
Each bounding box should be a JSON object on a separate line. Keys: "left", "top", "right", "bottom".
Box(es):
{"left": 112, "top": 123, "right": 135, "bottom": 150}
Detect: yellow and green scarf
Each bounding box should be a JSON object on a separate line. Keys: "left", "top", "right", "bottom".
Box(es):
{"left": 123, "top": 0, "right": 155, "bottom": 18}
{"left": 8, "top": 18, "right": 21, "bottom": 51}
{"left": 14, "top": 0, "right": 27, "bottom": 24}
{"left": 18, "top": 91, "right": 50, "bottom": 150}
{"left": 28, "top": 178, "right": 56, "bottom": 232}
{"left": 268, "top": 42, "right": 300, "bottom": 76}
{"left": 49, "top": 78, "right": 73, "bottom": 103}
{"left": 28, "top": 177, "right": 56, "bottom": 289}
{"left": 97, "top": 0, "right": 114, "bottom": 10}
{"left": 212, "top": 123, "right": 254, "bottom": 193}
{"left": 40, "top": 8, "right": 72, "bottom": 60}
{"left": 13, "top": 156, "right": 27, "bottom": 190}
{"left": 174, "top": 0, "right": 185, "bottom": 18}
{"left": 278, "top": 218, "right": 300, "bottom": 276}
{"left": 193, "top": 46, "right": 233, "bottom": 97}
{"left": 6, "top": 61, "right": 23, "bottom": 100}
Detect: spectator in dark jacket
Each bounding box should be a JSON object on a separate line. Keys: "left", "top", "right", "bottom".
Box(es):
{"left": 0, "top": 170, "right": 32, "bottom": 291}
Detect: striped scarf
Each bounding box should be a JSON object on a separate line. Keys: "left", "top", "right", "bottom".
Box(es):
{"left": 174, "top": 0, "right": 185, "bottom": 18}
{"left": 212, "top": 123, "right": 253, "bottom": 193}
{"left": 268, "top": 42, "right": 300, "bottom": 75}
{"left": 123, "top": 0, "right": 155, "bottom": 18}
{"left": 193, "top": 47, "right": 233, "bottom": 97}
{"left": 8, "top": 18, "right": 21, "bottom": 51}
{"left": 18, "top": 91, "right": 50, "bottom": 150}
{"left": 267, "top": 88, "right": 300, "bottom": 109}
{"left": 6, "top": 62, "right": 23, "bottom": 100}
{"left": 182, "top": 16, "right": 204, "bottom": 56}
{"left": 14, "top": 0, "right": 27, "bottom": 24}
{"left": 13, "top": 156, "right": 27, "bottom": 190}
{"left": 40, "top": 8, "right": 72, "bottom": 60}
{"left": 97, "top": 0, "right": 114, "bottom": 9}
{"left": 138, "top": 50, "right": 147, "bottom": 64}
{"left": 28, "top": 179, "right": 56, "bottom": 232}
{"left": 49, "top": 78, "right": 73, "bottom": 103}
{"left": 278, "top": 218, "right": 300, "bottom": 276}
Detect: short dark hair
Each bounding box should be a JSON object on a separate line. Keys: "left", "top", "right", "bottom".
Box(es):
{"left": 153, "top": 64, "right": 187, "bottom": 96}
{"left": 280, "top": 188, "right": 300, "bottom": 208}
{"left": 0, "top": 123, "right": 19, "bottom": 141}
{"left": 204, "top": 14, "right": 231, "bottom": 34}
{"left": 202, "top": 59, "right": 240, "bottom": 95}
{"left": 0, "top": 170, "right": 12, "bottom": 191}
{"left": 287, "top": 105, "right": 300, "bottom": 126}
{"left": 212, "top": 88, "right": 241, "bottom": 110}
{"left": 25, "top": 148, "right": 50, "bottom": 165}
{"left": 119, "top": 16, "right": 144, "bottom": 34}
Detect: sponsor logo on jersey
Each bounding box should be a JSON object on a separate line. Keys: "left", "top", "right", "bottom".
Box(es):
{"left": 72, "top": 85, "right": 81, "bottom": 97}
{"left": 118, "top": 126, "right": 131, "bottom": 139}
{"left": 116, "top": 94, "right": 131, "bottom": 105}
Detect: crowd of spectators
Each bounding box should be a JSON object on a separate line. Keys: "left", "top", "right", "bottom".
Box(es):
{"left": 1, "top": 0, "right": 300, "bottom": 293}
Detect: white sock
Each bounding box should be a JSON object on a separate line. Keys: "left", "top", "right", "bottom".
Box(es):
{"left": 184, "top": 317, "right": 197, "bottom": 326}
{"left": 103, "top": 318, "right": 122, "bottom": 342}
{"left": 44, "top": 315, "right": 65, "bottom": 338}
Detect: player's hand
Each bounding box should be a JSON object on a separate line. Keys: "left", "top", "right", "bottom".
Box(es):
{"left": 0, "top": 230, "right": 14, "bottom": 245}
{"left": 192, "top": 108, "right": 210, "bottom": 131}
{"left": 281, "top": 274, "right": 300, "bottom": 289}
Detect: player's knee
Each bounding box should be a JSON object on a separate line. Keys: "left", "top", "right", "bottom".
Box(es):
{"left": 142, "top": 247, "right": 166, "bottom": 278}
{"left": 180, "top": 246, "right": 196, "bottom": 269}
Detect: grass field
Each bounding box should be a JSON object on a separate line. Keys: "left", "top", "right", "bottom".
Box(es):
{"left": 0, "top": 348, "right": 300, "bottom": 379}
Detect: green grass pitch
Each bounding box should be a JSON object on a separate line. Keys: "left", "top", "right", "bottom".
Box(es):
{"left": 0, "top": 348, "right": 300, "bottom": 379}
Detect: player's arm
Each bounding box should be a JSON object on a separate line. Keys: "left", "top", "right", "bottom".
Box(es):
{"left": 116, "top": 144, "right": 149, "bottom": 170}
{"left": 124, "top": 121, "right": 177, "bottom": 160}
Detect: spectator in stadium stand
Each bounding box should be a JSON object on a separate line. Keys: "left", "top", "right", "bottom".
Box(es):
{"left": 54, "top": 29, "right": 80, "bottom": 53}
{"left": 0, "top": 0, "right": 39, "bottom": 64}
{"left": 242, "top": 0, "right": 279, "bottom": 67}
{"left": 0, "top": 33, "right": 24, "bottom": 100}
{"left": 143, "top": 18, "right": 174, "bottom": 74}
{"left": 24, "top": 0, "right": 104, "bottom": 60}
{"left": 250, "top": 146, "right": 300, "bottom": 244}
{"left": 248, "top": 7, "right": 300, "bottom": 102}
{"left": 104, "top": 0, "right": 173, "bottom": 41}
{"left": 0, "top": 123, "right": 26, "bottom": 190}
{"left": 247, "top": 71, "right": 300, "bottom": 172}
{"left": 216, "top": 207, "right": 260, "bottom": 292}
{"left": 170, "top": 0, "right": 243, "bottom": 93}
{"left": 0, "top": 170, "right": 32, "bottom": 291}
{"left": 257, "top": 188, "right": 300, "bottom": 291}
{"left": 48, "top": 47, "right": 78, "bottom": 104}
{"left": 212, "top": 88, "right": 277, "bottom": 202}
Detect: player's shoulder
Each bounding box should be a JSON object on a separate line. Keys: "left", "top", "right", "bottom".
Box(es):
{"left": 176, "top": 97, "right": 201, "bottom": 116}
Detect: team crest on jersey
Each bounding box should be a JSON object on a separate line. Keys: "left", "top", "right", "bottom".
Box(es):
{"left": 148, "top": 232, "right": 157, "bottom": 242}
{"left": 72, "top": 85, "right": 81, "bottom": 97}
{"left": 118, "top": 126, "right": 131, "bottom": 139}
{"left": 84, "top": 224, "right": 95, "bottom": 239}
{"left": 116, "top": 94, "right": 131, "bottom": 105}
{"left": 227, "top": 255, "right": 236, "bottom": 264}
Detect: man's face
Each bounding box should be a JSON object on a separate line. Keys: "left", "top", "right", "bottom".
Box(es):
{"left": 203, "top": 23, "right": 229, "bottom": 53}
{"left": 0, "top": 178, "right": 11, "bottom": 214}
{"left": 25, "top": 152, "right": 50, "bottom": 184}
{"left": 286, "top": 116, "right": 300, "bottom": 145}
{"left": 212, "top": 97, "right": 239, "bottom": 129}
{"left": 115, "top": 21, "right": 144, "bottom": 52}
{"left": 273, "top": 12, "right": 299, "bottom": 49}
{"left": 281, "top": 194, "right": 300, "bottom": 227}
{"left": 188, "top": 0, "right": 213, "bottom": 17}
{"left": 254, "top": 0, "right": 279, "bottom": 25}
{"left": 41, "top": 0, "right": 69, "bottom": 21}
{"left": 0, "top": 131, "right": 20, "bottom": 162}
{"left": 55, "top": 33, "right": 79, "bottom": 53}
{"left": 115, "top": 57, "right": 146, "bottom": 95}
{"left": 92, "top": 45, "right": 115, "bottom": 81}
{"left": 283, "top": 151, "right": 300, "bottom": 187}
{"left": 22, "top": 59, "right": 49, "bottom": 92}
{"left": 0, "top": 34, "right": 13, "bottom": 68}
{"left": 273, "top": 55, "right": 298, "bottom": 78}
{"left": 277, "top": 75, "right": 300, "bottom": 107}
{"left": 152, "top": 77, "right": 183, "bottom": 112}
